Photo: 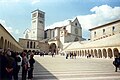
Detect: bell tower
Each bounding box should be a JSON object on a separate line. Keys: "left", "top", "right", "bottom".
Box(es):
{"left": 31, "top": 9, "right": 45, "bottom": 40}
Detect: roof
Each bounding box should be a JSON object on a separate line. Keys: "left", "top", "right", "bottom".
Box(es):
{"left": 31, "top": 9, "right": 45, "bottom": 14}
{"left": 89, "top": 19, "right": 120, "bottom": 31}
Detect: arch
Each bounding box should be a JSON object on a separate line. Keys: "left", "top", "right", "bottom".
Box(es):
{"left": 49, "top": 43, "right": 56, "bottom": 54}
{"left": 27, "top": 41, "right": 29, "bottom": 48}
{"left": 82, "top": 50, "right": 84, "bottom": 56}
{"left": 4, "top": 39, "right": 7, "bottom": 50}
{"left": 80, "top": 50, "right": 81, "bottom": 56}
{"left": 108, "top": 48, "right": 113, "bottom": 58}
{"left": 88, "top": 50, "right": 90, "bottom": 54}
{"left": 85, "top": 50, "right": 87, "bottom": 56}
{"left": 0, "top": 37, "right": 4, "bottom": 49}
{"left": 74, "top": 37, "right": 79, "bottom": 41}
{"left": 9, "top": 42, "right": 11, "bottom": 49}
{"left": 34, "top": 42, "right": 35, "bottom": 48}
{"left": 98, "top": 49, "right": 102, "bottom": 58}
{"left": 91, "top": 49, "right": 94, "bottom": 57}
{"left": 8, "top": 41, "right": 10, "bottom": 48}
{"left": 103, "top": 49, "right": 107, "bottom": 58}
{"left": 113, "top": 48, "right": 119, "bottom": 57}
{"left": 94, "top": 49, "right": 97, "bottom": 58}
{"left": 30, "top": 41, "right": 33, "bottom": 48}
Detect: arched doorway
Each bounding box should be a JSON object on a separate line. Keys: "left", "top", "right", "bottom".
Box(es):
{"left": 103, "top": 49, "right": 107, "bottom": 58}
{"left": 113, "top": 48, "right": 119, "bottom": 57}
{"left": 98, "top": 49, "right": 102, "bottom": 58}
{"left": 108, "top": 48, "right": 113, "bottom": 58}
{"left": 80, "top": 50, "right": 81, "bottom": 56}
{"left": 91, "top": 49, "right": 94, "bottom": 57}
{"left": 0, "top": 37, "right": 4, "bottom": 49}
{"left": 94, "top": 49, "right": 97, "bottom": 58}
{"left": 27, "top": 41, "right": 29, "bottom": 48}
{"left": 85, "top": 50, "right": 87, "bottom": 56}
{"left": 8, "top": 41, "right": 10, "bottom": 48}
{"left": 30, "top": 41, "right": 33, "bottom": 48}
{"left": 82, "top": 50, "right": 84, "bottom": 56}
{"left": 49, "top": 43, "right": 57, "bottom": 54}
{"left": 74, "top": 37, "right": 79, "bottom": 41}
{"left": 4, "top": 39, "right": 7, "bottom": 50}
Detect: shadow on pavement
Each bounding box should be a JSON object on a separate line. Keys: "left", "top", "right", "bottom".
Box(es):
{"left": 19, "top": 60, "right": 58, "bottom": 80}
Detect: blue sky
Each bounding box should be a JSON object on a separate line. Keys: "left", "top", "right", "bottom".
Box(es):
{"left": 0, "top": 0, "right": 120, "bottom": 41}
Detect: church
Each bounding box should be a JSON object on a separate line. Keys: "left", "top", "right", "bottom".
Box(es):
{"left": 19, "top": 9, "right": 120, "bottom": 59}
{"left": 19, "top": 9, "right": 85, "bottom": 54}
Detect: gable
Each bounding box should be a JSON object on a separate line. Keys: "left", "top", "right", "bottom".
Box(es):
{"left": 72, "top": 18, "right": 82, "bottom": 29}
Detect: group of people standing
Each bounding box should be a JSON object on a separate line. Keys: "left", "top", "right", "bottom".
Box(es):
{"left": 0, "top": 48, "right": 35, "bottom": 80}
{"left": 66, "top": 52, "right": 76, "bottom": 59}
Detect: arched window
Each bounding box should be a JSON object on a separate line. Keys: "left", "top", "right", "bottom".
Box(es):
{"left": 94, "top": 31, "right": 96, "bottom": 37}
{"left": 103, "top": 29, "right": 105, "bottom": 35}
{"left": 30, "top": 41, "right": 33, "bottom": 48}
{"left": 34, "top": 42, "right": 35, "bottom": 48}
{"left": 112, "top": 26, "right": 115, "bottom": 32}
{"left": 27, "top": 41, "right": 29, "bottom": 48}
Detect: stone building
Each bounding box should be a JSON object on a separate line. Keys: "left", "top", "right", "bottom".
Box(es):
{"left": 0, "top": 24, "right": 23, "bottom": 51}
{"left": 19, "top": 9, "right": 85, "bottom": 53}
{"left": 64, "top": 19, "right": 120, "bottom": 59}
{"left": 19, "top": 9, "right": 120, "bottom": 59}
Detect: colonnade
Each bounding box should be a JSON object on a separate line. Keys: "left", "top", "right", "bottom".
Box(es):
{"left": 0, "top": 24, "right": 23, "bottom": 51}
{"left": 67, "top": 47, "right": 119, "bottom": 59}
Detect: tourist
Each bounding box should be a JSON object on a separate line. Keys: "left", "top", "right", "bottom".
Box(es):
{"left": 113, "top": 54, "right": 120, "bottom": 72}
{"left": 28, "top": 53, "right": 35, "bottom": 80}
{"left": 13, "top": 52, "right": 22, "bottom": 80}
{"left": 21, "top": 51, "right": 28, "bottom": 80}
{"left": 0, "top": 48, "right": 7, "bottom": 80}
{"left": 5, "top": 48, "right": 15, "bottom": 80}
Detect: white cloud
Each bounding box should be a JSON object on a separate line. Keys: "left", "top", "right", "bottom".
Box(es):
{"left": 0, "top": 0, "right": 40, "bottom": 4}
{"left": 31, "top": 0, "right": 40, "bottom": 4}
{"left": 46, "top": 5, "right": 120, "bottom": 31}
{"left": 0, "top": 19, "right": 13, "bottom": 33}
{"left": 0, "top": 19, "right": 20, "bottom": 35}
{"left": 46, "top": 19, "right": 71, "bottom": 30}
{"left": 0, "top": 0, "right": 20, "bottom": 3}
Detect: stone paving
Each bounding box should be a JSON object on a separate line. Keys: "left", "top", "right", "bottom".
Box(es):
{"left": 19, "top": 55, "right": 120, "bottom": 80}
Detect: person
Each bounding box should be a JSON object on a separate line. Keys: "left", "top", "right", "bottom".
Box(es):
{"left": 0, "top": 48, "right": 7, "bottom": 80}
{"left": 113, "top": 54, "right": 120, "bottom": 72}
{"left": 74, "top": 53, "right": 76, "bottom": 59}
{"left": 5, "top": 48, "right": 15, "bottom": 80}
{"left": 13, "top": 52, "right": 22, "bottom": 80}
{"left": 28, "top": 53, "right": 35, "bottom": 80}
{"left": 21, "top": 51, "right": 28, "bottom": 80}
{"left": 66, "top": 53, "right": 69, "bottom": 59}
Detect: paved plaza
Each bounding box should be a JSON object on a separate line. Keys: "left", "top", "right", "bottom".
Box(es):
{"left": 20, "top": 55, "right": 120, "bottom": 80}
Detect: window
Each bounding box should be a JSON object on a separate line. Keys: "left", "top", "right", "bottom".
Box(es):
{"left": 27, "top": 41, "right": 29, "bottom": 48}
{"left": 30, "top": 41, "right": 33, "bottom": 48}
{"left": 38, "top": 13, "right": 44, "bottom": 18}
{"left": 94, "top": 31, "right": 96, "bottom": 37}
{"left": 32, "top": 20, "right": 36, "bottom": 23}
{"left": 75, "top": 23, "right": 77, "bottom": 26}
{"left": 32, "top": 13, "right": 37, "bottom": 18}
{"left": 34, "top": 42, "right": 35, "bottom": 49}
{"left": 53, "top": 31, "right": 54, "bottom": 37}
{"left": 39, "top": 20, "right": 43, "bottom": 23}
{"left": 75, "top": 28, "right": 78, "bottom": 34}
{"left": 103, "top": 29, "right": 105, "bottom": 35}
{"left": 112, "top": 26, "right": 115, "bottom": 32}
